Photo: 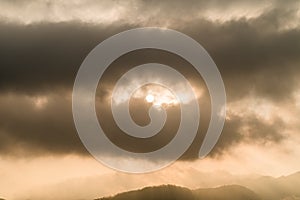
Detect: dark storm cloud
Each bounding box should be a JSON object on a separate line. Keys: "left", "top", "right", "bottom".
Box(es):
{"left": 0, "top": 22, "right": 133, "bottom": 94}
{"left": 0, "top": 1, "right": 299, "bottom": 159}
{"left": 1, "top": 4, "right": 299, "bottom": 99}
{"left": 181, "top": 7, "right": 300, "bottom": 102}
{"left": 0, "top": 92, "right": 87, "bottom": 156}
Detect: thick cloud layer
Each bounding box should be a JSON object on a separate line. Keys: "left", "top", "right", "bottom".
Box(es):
{"left": 0, "top": 0, "right": 300, "bottom": 160}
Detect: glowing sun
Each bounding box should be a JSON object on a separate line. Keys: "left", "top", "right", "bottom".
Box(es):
{"left": 145, "top": 94, "right": 155, "bottom": 103}
{"left": 143, "top": 89, "right": 178, "bottom": 107}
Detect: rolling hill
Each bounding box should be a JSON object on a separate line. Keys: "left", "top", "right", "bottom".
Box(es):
{"left": 96, "top": 184, "right": 260, "bottom": 200}
{"left": 195, "top": 185, "right": 260, "bottom": 200}
{"left": 96, "top": 172, "right": 300, "bottom": 200}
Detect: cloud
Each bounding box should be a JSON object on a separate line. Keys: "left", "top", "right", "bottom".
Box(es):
{"left": 0, "top": 1, "right": 299, "bottom": 161}
{"left": 0, "top": 92, "right": 87, "bottom": 156}
{"left": 0, "top": 0, "right": 299, "bottom": 26}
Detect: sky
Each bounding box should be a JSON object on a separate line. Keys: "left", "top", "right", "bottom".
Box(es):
{"left": 0, "top": 0, "right": 300, "bottom": 199}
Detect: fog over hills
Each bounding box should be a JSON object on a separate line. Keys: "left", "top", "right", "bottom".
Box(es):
{"left": 243, "top": 172, "right": 300, "bottom": 200}
{"left": 95, "top": 172, "right": 300, "bottom": 200}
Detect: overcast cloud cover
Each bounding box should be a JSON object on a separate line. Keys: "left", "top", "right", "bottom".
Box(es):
{"left": 0, "top": 0, "right": 300, "bottom": 199}
{"left": 1, "top": 0, "right": 300, "bottom": 157}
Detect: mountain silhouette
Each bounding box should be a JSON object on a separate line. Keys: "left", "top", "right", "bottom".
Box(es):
{"left": 195, "top": 185, "right": 260, "bottom": 200}
{"left": 96, "top": 172, "right": 300, "bottom": 200}
{"left": 96, "top": 184, "right": 260, "bottom": 200}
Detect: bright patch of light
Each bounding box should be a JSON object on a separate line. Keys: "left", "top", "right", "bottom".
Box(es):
{"left": 112, "top": 78, "right": 202, "bottom": 106}
{"left": 145, "top": 94, "right": 154, "bottom": 103}
{"left": 32, "top": 96, "right": 48, "bottom": 109}
{"left": 136, "top": 85, "right": 179, "bottom": 107}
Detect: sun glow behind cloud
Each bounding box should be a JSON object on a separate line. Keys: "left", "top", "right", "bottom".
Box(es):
{"left": 136, "top": 85, "right": 179, "bottom": 107}
{"left": 112, "top": 83, "right": 203, "bottom": 108}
